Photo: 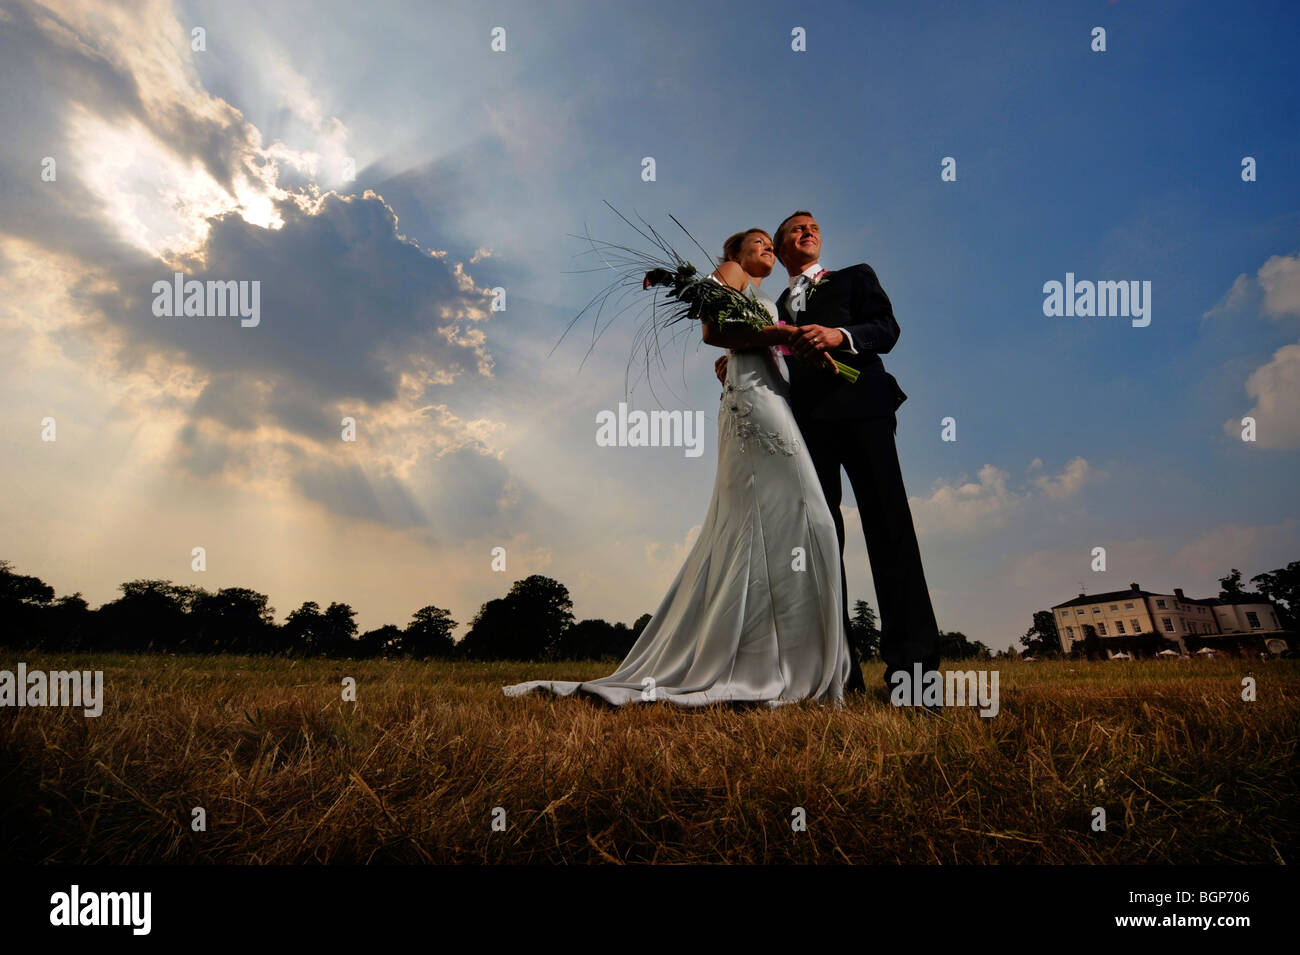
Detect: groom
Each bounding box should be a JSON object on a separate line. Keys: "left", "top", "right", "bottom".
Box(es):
{"left": 715, "top": 211, "right": 940, "bottom": 699}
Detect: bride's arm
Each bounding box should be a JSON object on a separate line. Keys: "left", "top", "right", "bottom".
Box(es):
{"left": 700, "top": 262, "right": 795, "bottom": 350}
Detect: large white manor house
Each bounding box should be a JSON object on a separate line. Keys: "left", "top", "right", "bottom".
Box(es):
{"left": 1051, "top": 582, "right": 1284, "bottom": 653}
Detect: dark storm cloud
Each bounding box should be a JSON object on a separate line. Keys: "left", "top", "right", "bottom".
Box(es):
{"left": 97, "top": 192, "right": 488, "bottom": 420}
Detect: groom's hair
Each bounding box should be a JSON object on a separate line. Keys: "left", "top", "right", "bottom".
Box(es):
{"left": 722, "top": 228, "right": 771, "bottom": 262}
{"left": 774, "top": 210, "right": 814, "bottom": 261}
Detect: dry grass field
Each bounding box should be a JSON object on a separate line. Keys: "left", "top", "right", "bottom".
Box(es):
{"left": 2, "top": 652, "right": 1296, "bottom": 864}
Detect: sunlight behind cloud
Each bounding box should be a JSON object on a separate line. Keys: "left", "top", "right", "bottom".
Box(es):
{"left": 67, "top": 106, "right": 285, "bottom": 265}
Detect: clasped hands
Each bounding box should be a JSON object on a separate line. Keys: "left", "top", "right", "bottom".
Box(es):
{"left": 713, "top": 324, "right": 844, "bottom": 383}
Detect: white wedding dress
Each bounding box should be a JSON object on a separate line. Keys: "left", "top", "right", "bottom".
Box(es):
{"left": 503, "top": 282, "right": 851, "bottom": 706}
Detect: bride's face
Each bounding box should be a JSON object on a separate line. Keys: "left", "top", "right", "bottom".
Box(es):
{"left": 736, "top": 232, "right": 775, "bottom": 277}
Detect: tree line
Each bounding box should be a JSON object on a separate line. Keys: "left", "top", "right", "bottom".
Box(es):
{"left": 0, "top": 559, "right": 998, "bottom": 662}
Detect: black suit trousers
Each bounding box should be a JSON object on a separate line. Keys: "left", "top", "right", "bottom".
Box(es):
{"left": 798, "top": 413, "right": 941, "bottom": 691}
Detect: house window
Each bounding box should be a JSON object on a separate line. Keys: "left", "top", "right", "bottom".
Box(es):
{"left": 1246, "top": 611, "right": 1262, "bottom": 629}
{"left": 1156, "top": 599, "right": 1166, "bottom": 608}
{"left": 1130, "top": 619, "right": 1141, "bottom": 632}
{"left": 1066, "top": 626, "right": 1074, "bottom": 639}
{"left": 1061, "top": 611, "right": 1070, "bottom": 618}
{"left": 1093, "top": 608, "right": 1101, "bottom": 614}
{"left": 1124, "top": 602, "right": 1134, "bottom": 609}
{"left": 1097, "top": 622, "right": 1107, "bottom": 635}
{"left": 1076, "top": 610, "right": 1084, "bottom": 616}
{"left": 1162, "top": 617, "right": 1174, "bottom": 632}
{"left": 1109, "top": 604, "right": 1118, "bottom": 611}
{"left": 1115, "top": 620, "right": 1126, "bottom": 634}
{"left": 1183, "top": 619, "right": 1190, "bottom": 632}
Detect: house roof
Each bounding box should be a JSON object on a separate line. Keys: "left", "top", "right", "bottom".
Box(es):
{"left": 1052, "top": 588, "right": 1153, "bottom": 610}
{"left": 1052, "top": 588, "right": 1276, "bottom": 610}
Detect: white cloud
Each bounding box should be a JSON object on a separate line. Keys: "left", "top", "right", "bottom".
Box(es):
{"left": 1203, "top": 251, "right": 1300, "bottom": 322}
{"left": 909, "top": 464, "right": 1020, "bottom": 535}
{"left": 1203, "top": 272, "right": 1257, "bottom": 319}
{"left": 909, "top": 457, "right": 1103, "bottom": 536}
{"left": 1258, "top": 253, "right": 1300, "bottom": 319}
{"left": 1207, "top": 252, "right": 1300, "bottom": 449}
{"left": 1228, "top": 342, "right": 1300, "bottom": 449}
{"left": 1031, "top": 456, "right": 1106, "bottom": 500}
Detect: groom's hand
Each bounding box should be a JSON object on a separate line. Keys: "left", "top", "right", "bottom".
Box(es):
{"left": 790, "top": 324, "right": 844, "bottom": 359}
{"left": 714, "top": 354, "right": 727, "bottom": 383}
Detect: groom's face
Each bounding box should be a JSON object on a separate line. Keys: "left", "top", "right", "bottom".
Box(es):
{"left": 779, "top": 215, "right": 821, "bottom": 270}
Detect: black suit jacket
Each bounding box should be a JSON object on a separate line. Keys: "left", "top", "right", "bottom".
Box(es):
{"left": 776, "top": 263, "right": 908, "bottom": 421}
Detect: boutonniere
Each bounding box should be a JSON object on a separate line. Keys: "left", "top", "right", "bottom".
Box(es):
{"left": 790, "top": 268, "right": 833, "bottom": 314}
{"left": 805, "top": 268, "right": 833, "bottom": 302}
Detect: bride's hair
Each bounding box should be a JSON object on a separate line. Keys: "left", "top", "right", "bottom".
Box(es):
{"left": 722, "top": 228, "right": 771, "bottom": 263}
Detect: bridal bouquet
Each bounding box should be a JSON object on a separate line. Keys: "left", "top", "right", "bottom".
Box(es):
{"left": 641, "top": 264, "right": 859, "bottom": 382}
{"left": 561, "top": 204, "right": 858, "bottom": 387}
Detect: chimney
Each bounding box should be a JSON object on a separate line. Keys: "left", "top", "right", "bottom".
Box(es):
{"left": 1130, "top": 582, "right": 1140, "bottom": 592}
{"left": 1174, "top": 587, "right": 1185, "bottom": 600}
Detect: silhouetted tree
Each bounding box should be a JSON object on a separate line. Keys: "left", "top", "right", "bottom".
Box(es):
{"left": 319, "top": 602, "right": 359, "bottom": 657}
{"left": 550, "top": 618, "right": 636, "bottom": 660}
{"left": 1251, "top": 561, "right": 1300, "bottom": 631}
{"left": 1020, "top": 610, "right": 1062, "bottom": 657}
{"left": 938, "top": 629, "right": 991, "bottom": 661}
{"left": 0, "top": 560, "right": 55, "bottom": 605}
{"left": 49, "top": 592, "right": 92, "bottom": 650}
{"left": 283, "top": 601, "right": 325, "bottom": 655}
{"left": 0, "top": 560, "right": 56, "bottom": 648}
{"left": 358, "top": 624, "right": 403, "bottom": 658}
{"left": 1218, "top": 568, "right": 1250, "bottom": 599}
{"left": 458, "top": 598, "right": 513, "bottom": 659}
{"left": 94, "top": 580, "right": 194, "bottom": 652}
{"left": 190, "top": 587, "right": 276, "bottom": 653}
{"left": 459, "top": 575, "right": 574, "bottom": 660}
{"left": 403, "top": 605, "right": 457, "bottom": 658}
{"left": 848, "top": 599, "right": 880, "bottom": 661}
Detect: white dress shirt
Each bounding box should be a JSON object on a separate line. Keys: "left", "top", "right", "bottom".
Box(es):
{"left": 788, "top": 262, "right": 858, "bottom": 353}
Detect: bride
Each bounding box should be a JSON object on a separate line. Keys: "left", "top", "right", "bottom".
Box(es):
{"left": 503, "top": 228, "right": 852, "bottom": 706}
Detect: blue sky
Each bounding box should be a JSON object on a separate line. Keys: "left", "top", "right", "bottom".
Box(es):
{"left": 1, "top": 0, "right": 1297, "bottom": 650}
